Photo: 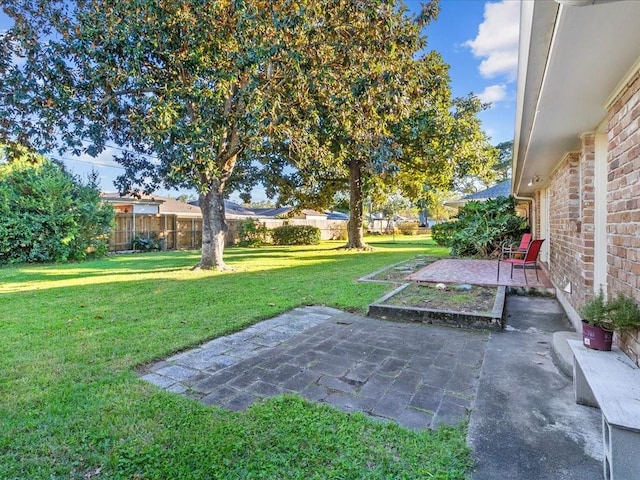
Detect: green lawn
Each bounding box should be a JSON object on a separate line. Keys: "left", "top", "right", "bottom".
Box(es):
{"left": 0, "top": 235, "right": 472, "bottom": 479}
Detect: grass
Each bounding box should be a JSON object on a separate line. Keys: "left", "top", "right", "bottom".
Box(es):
{"left": 0, "top": 235, "right": 473, "bottom": 479}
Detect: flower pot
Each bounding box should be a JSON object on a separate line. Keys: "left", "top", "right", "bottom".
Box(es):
{"left": 582, "top": 321, "right": 613, "bottom": 351}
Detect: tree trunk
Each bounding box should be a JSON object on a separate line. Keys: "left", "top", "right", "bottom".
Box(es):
{"left": 198, "top": 180, "right": 228, "bottom": 270}
{"left": 345, "top": 158, "right": 368, "bottom": 249}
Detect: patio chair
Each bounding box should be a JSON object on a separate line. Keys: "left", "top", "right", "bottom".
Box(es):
{"left": 497, "top": 238, "right": 545, "bottom": 285}
{"left": 499, "top": 233, "right": 532, "bottom": 260}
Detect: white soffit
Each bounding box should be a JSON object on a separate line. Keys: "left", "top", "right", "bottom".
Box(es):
{"left": 515, "top": 0, "right": 640, "bottom": 195}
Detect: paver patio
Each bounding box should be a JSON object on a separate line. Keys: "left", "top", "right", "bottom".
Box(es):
{"left": 142, "top": 306, "right": 488, "bottom": 430}
{"left": 407, "top": 258, "right": 553, "bottom": 289}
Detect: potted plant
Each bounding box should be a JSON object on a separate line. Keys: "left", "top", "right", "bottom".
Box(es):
{"left": 609, "top": 293, "right": 640, "bottom": 333}
{"left": 580, "top": 288, "right": 614, "bottom": 351}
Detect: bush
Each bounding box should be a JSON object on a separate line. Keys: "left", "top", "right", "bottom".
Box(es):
{"left": 432, "top": 222, "right": 455, "bottom": 247}
{"left": 398, "top": 221, "right": 419, "bottom": 235}
{"left": 132, "top": 234, "right": 162, "bottom": 251}
{"left": 329, "top": 222, "right": 348, "bottom": 241}
{"left": 271, "top": 225, "right": 321, "bottom": 245}
{"left": 434, "top": 196, "right": 528, "bottom": 257}
{"left": 0, "top": 148, "right": 114, "bottom": 264}
{"left": 238, "top": 218, "right": 270, "bottom": 247}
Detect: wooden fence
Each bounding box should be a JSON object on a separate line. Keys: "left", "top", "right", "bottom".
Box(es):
{"left": 108, "top": 215, "right": 347, "bottom": 252}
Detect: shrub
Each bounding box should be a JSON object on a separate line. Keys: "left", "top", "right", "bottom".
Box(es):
{"left": 434, "top": 196, "right": 528, "bottom": 257}
{"left": 0, "top": 148, "right": 114, "bottom": 264}
{"left": 271, "top": 225, "right": 321, "bottom": 245}
{"left": 132, "top": 234, "right": 162, "bottom": 251}
{"left": 329, "top": 222, "right": 348, "bottom": 241}
{"left": 432, "top": 222, "right": 455, "bottom": 247}
{"left": 238, "top": 218, "right": 270, "bottom": 247}
{"left": 398, "top": 221, "right": 419, "bottom": 235}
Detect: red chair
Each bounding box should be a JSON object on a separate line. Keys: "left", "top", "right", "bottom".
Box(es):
{"left": 497, "top": 239, "right": 545, "bottom": 285}
{"left": 500, "top": 233, "right": 532, "bottom": 259}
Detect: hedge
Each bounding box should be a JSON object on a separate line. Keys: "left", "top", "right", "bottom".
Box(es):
{"left": 271, "top": 225, "right": 321, "bottom": 245}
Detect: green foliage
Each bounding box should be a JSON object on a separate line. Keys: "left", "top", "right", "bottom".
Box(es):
{"left": 271, "top": 225, "right": 321, "bottom": 246}
{"left": 399, "top": 221, "right": 420, "bottom": 235}
{"left": 329, "top": 222, "right": 348, "bottom": 241}
{"left": 433, "top": 196, "right": 527, "bottom": 257}
{"left": 0, "top": 151, "right": 113, "bottom": 264}
{"left": 495, "top": 141, "right": 513, "bottom": 182}
{"left": 432, "top": 222, "right": 456, "bottom": 247}
{"left": 1, "top": 0, "right": 493, "bottom": 263}
{"left": 132, "top": 234, "right": 162, "bottom": 252}
{"left": 238, "top": 218, "right": 270, "bottom": 247}
{"left": 583, "top": 289, "right": 640, "bottom": 331}
{"left": 580, "top": 288, "right": 611, "bottom": 328}
{"left": 608, "top": 293, "right": 640, "bottom": 332}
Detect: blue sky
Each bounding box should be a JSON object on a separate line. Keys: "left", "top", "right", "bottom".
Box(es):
{"left": 1, "top": 0, "right": 520, "bottom": 198}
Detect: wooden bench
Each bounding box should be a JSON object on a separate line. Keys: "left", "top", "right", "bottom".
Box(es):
{"left": 568, "top": 340, "right": 640, "bottom": 480}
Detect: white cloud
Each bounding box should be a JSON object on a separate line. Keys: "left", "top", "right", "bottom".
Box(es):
{"left": 477, "top": 84, "right": 507, "bottom": 104}
{"left": 465, "top": 1, "right": 520, "bottom": 81}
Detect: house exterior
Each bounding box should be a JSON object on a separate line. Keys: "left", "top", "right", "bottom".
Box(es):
{"left": 445, "top": 180, "right": 530, "bottom": 220}
{"left": 514, "top": 0, "right": 640, "bottom": 365}
{"left": 103, "top": 194, "right": 348, "bottom": 250}
{"left": 102, "top": 194, "right": 203, "bottom": 251}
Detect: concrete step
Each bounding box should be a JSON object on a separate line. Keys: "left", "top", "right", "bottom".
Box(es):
{"left": 551, "top": 331, "right": 581, "bottom": 378}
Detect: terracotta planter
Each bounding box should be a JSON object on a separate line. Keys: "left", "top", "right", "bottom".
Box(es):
{"left": 582, "top": 321, "right": 613, "bottom": 351}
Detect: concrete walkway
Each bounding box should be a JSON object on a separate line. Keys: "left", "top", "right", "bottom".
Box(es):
{"left": 141, "top": 296, "right": 603, "bottom": 478}
{"left": 468, "top": 296, "right": 602, "bottom": 479}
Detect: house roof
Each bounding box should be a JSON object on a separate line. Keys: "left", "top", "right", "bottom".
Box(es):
{"left": 299, "top": 209, "right": 326, "bottom": 218}
{"left": 514, "top": 0, "right": 640, "bottom": 196}
{"left": 157, "top": 197, "right": 201, "bottom": 217}
{"left": 444, "top": 180, "right": 511, "bottom": 207}
{"left": 463, "top": 180, "right": 511, "bottom": 201}
{"left": 252, "top": 207, "right": 293, "bottom": 218}
{"left": 102, "top": 193, "right": 202, "bottom": 217}
{"left": 224, "top": 201, "right": 259, "bottom": 217}
{"left": 101, "top": 192, "right": 163, "bottom": 206}
{"left": 325, "top": 211, "right": 349, "bottom": 220}
{"left": 106, "top": 193, "right": 337, "bottom": 220}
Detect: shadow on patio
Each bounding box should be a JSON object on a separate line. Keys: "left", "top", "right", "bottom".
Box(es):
{"left": 406, "top": 258, "right": 554, "bottom": 291}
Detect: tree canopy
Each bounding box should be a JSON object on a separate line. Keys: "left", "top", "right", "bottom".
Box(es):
{"left": 254, "top": 5, "right": 496, "bottom": 248}
{"left": 495, "top": 140, "right": 513, "bottom": 182}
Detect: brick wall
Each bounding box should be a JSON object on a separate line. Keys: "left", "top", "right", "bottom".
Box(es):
{"left": 548, "top": 151, "right": 592, "bottom": 308}
{"left": 607, "top": 72, "right": 640, "bottom": 365}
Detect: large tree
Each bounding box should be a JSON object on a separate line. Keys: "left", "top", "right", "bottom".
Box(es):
{"left": 495, "top": 140, "right": 513, "bottom": 182}
{"left": 0, "top": 0, "right": 378, "bottom": 269}
{"left": 255, "top": 3, "right": 495, "bottom": 248}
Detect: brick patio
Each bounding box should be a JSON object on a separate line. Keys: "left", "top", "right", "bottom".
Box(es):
{"left": 406, "top": 258, "right": 553, "bottom": 290}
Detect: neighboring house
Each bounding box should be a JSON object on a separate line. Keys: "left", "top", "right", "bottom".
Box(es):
{"left": 445, "top": 180, "right": 530, "bottom": 220}
{"left": 103, "top": 194, "right": 347, "bottom": 250}
{"left": 103, "top": 193, "right": 203, "bottom": 251}
{"left": 446, "top": 179, "right": 512, "bottom": 207}
{"left": 514, "top": 0, "right": 640, "bottom": 365}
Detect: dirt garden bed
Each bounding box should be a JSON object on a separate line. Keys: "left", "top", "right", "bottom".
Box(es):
{"left": 383, "top": 282, "right": 497, "bottom": 314}
{"left": 363, "top": 257, "right": 506, "bottom": 331}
